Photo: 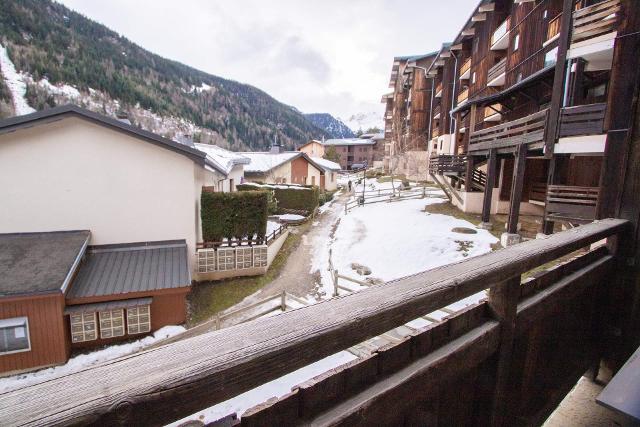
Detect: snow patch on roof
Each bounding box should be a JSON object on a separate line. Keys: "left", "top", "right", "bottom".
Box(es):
{"left": 194, "top": 143, "right": 249, "bottom": 175}
{"left": 240, "top": 152, "right": 300, "bottom": 173}
{"left": 312, "top": 157, "right": 341, "bottom": 171}
{"left": 323, "top": 138, "right": 376, "bottom": 146}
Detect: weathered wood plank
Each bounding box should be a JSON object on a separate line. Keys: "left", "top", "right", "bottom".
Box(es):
{"left": 0, "top": 219, "right": 628, "bottom": 426}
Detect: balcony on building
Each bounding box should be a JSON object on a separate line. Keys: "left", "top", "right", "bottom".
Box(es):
{"left": 490, "top": 17, "right": 510, "bottom": 51}
{"left": 432, "top": 105, "right": 441, "bottom": 120}
{"left": 483, "top": 104, "right": 503, "bottom": 123}
{"left": 459, "top": 57, "right": 471, "bottom": 80}
{"left": 554, "top": 103, "right": 607, "bottom": 154}
{"left": 487, "top": 57, "right": 507, "bottom": 87}
{"left": 567, "top": 0, "right": 620, "bottom": 67}
{"left": 544, "top": 13, "right": 562, "bottom": 47}
{"left": 457, "top": 87, "right": 469, "bottom": 105}
{"left": 435, "top": 82, "right": 443, "bottom": 98}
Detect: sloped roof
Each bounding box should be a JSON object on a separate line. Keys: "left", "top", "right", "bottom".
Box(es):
{"left": 323, "top": 138, "right": 376, "bottom": 146}
{"left": 0, "top": 230, "right": 90, "bottom": 297}
{"left": 312, "top": 157, "right": 341, "bottom": 171}
{"left": 0, "top": 105, "right": 210, "bottom": 167}
{"left": 241, "top": 151, "right": 301, "bottom": 173}
{"left": 194, "top": 143, "right": 250, "bottom": 176}
{"left": 67, "top": 240, "right": 191, "bottom": 300}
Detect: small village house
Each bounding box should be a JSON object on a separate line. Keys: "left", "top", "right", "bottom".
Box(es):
{"left": 0, "top": 105, "right": 251, "bottom": 374}
{"left": 322, "top": 138, "right": 378, "bottom": 170}
{"left": 242, "top": 146, "right": 327, "bottom": 189}
{"left": 310, "top": 157, "right": 341, "bottom": 191}
{"left": 297, "top": 139, "right": 325, "bottom": 158}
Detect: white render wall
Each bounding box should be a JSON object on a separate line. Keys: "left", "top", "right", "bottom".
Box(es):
{"left": 0, "top": 117, "right": 205, "bottom": 271}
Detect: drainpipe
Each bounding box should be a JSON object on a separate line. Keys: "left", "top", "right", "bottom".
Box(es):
{"left": 449, "top": 50, "right": 459, "bottom": 136}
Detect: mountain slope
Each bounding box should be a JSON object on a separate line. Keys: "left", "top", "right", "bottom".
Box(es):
{"left": 0, "top": 0, "right": 329, "bottom": 150}
{"left": 303, "top": 113, "right": 355, "bottom": 138}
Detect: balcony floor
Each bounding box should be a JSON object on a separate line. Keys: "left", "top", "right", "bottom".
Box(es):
{"left": 544, "top": 367, "right": 633, "bottom": 427}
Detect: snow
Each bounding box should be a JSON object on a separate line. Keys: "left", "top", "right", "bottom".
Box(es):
{"left": 267, "top": 220, "right": 281, "bottom": 235}
{"left": 0, "top": 325, "right": 185, "bottom": 393}
{"left": 323, "top": 138, "right": 376, "bottom": 146}
{"left": 240, "top": 152, "right": 300, "bottom": 173}
{"left": 274, "top": 214, "right": 305, "bottom": 221}
{"left": 242, "top": 182, "right": 310, "bottom": 190}
{"left": 0, "top": 42, "right": 36, "bottom": 115}
{"left": 312, "top": 157, "right": 341, "bottom": 171}
{"left": 168, "top": 351, "right": 357, "bottom": 426}
{"left": 37, "top": 78, "right": 80, "bottom": 99}
{"left": 194, "top": 143, "right": 249, "bottom": 175}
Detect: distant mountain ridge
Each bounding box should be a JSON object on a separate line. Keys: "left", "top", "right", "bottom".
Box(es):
{"left": 0, "top": 0, "right": 330, "bottom": 150}
{"left": 303, "top": 113, "right": 355, "bottom": 138}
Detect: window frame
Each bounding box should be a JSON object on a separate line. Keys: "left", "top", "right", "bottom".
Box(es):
{"left": 70, "top": 311, "right": 98, "bottom": 343}
{"left": 99, "top": 309, "right": 125, "bottom": 339}
{"left": 0, "top": 317, "right": 31, "bottom": 355}
{"left": 127, "top": 305, "right": 151, "bottom": 335}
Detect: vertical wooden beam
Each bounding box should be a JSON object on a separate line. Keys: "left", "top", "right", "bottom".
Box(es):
{"left": 465, "top": 104, "right": 478, "bottom": 193}
{"left": 487, "top": 275, "right": 521, "bottom": 427}
{"left": 465, "top": 155, "right": 475, "bottom": 192}
{"left": 542, "top": 156, "right": 557, "bottom": 235}
{"left": 507, "top": 145, "right": 527, "bottom": 235}
{"left": 568, "top": 58, "right": 586, "bottom": 107}
{"left": 481, "top": 149, "right": 497, "bottom": 225}
{"left": 544, "top": 0, "right": 575, "bottom": 158}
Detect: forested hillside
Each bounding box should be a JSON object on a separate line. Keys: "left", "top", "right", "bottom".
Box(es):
{"left": 304, "top": 113, "right": 355, "bottom": 138}
{"left": 0, "top": 0, "right": 329, "bottom": 150}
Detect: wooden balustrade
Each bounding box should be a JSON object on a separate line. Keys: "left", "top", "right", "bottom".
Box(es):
{"left": 487, "top": 57, "right": 507, "bottom": 83}
{"left": 545, "top": 185, "right": 600, "bottom": 223}
{"left": 491, "top": 17, "right": 510, "bottom": 47}
{"left": 572, "top": 0, "right": 621, "bottom": 44}
{"left": 469, "top": 109, "right": 549, "bottom": 153}
{"left": 559, "top": 103, "right": 606, "bottom": 137}
{"left": 529, "top": 182, "right": 548, "bottom": 202}
{"left": 459, "top": 58, "right": 471, "bottom": 78}
{"left": 0, "top": 219, "right": 627, "bottom": 426}
{"left": 547, "top": 13, "right": 562, "bottom": 42}
{"left": 457, "top": 87, "right": 469, "bottom": 104}
{"left": 428, "top": 155, "right": 467, "bottom": 175}
{"left": 484, "top": 104, "right": 503, "bottom": 120}
{"left": 435, "top": 82, "right": 443, "bottom": 97}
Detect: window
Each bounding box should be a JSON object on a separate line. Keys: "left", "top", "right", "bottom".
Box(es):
{"left": 217, "top": 247, "right": 236, "bottom": 271}
{"left": 229, "top": 178, "right": 235, "bottom": 192}
{"left": 513, "top": 33, "right": 520, "bottom": 50}
{"left": 516, "top": 72, "right": 523, "bottom": 82}
{"left": 197, "top": 249, "right": 216, "bottom": 273}
{"left": 544, "top": 47, "right": 558, "bottom": 67}
{"left": 311, "top": 176, "right": 316, "bottom": 186}
{"left": 70, "top": 312, "right": 97, "bottom": 343}
{"left": 543, "top": 9, "right": 548, "bottom": 19}
{"left": 236, "top": 247, "right": 253, "bottom": 269}
{"left": 99, "top": 309, "right": 125, "bottom": 339}
{"left": 127, "top": 305, "right": 151, "bottom": 335}
{"left": 0, "top": 317, "right": 30, "bottom": 354}
{"left": 331, "top": 172, "right": 335, "bottom": 182}
{"left": 472, "top": 72, "right": 477, "bottom": 84}
{"left": 253, "top": 246, "right": 268, "bottom": 267}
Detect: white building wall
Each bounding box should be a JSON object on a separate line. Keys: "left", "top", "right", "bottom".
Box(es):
{"left": 0, "top": 117, "right": 202, "bottom": 271}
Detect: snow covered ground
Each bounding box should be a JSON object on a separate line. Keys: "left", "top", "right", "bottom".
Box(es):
{"left": 0, "top": 325, "right": 185, "bottom": 393}
{"left": 0, "top": 43, "right": 36, "bottom": 115}
{"left": 169, "top": 351, "right": 357, "bottom": 426}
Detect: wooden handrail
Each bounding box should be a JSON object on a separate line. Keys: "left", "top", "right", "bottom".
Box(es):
{"left": 469, "top": 109, "right": 549, "bottom": 152}
{"left": 488, "top": 57, "right": 507, "bottom": 82}
{"left": 0, "top": 219, "right": 628, "bottom": 426}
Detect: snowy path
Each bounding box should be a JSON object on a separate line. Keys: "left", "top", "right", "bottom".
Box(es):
{"left": 0, "top": 43, "right": 35, "bottom": 115}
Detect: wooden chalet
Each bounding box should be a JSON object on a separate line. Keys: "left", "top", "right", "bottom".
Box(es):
{"left": 384, "top": 0, "right": 634, "bottom": 244}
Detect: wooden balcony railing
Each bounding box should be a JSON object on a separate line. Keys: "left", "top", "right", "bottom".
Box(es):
{"left": 0, "top": 219, "right": 628, "bottom": 426}
{"left": 431, "top": 126, "right": 440, "bottom": 139}
{"left": 529, "top": 182, "right": 548, "bottom": 203}
{"left": 469, "top": 109, "right": 549, "bottom": 152}
{"left": 484, "top": 104, "right": 503, "bottom": 120}
{"left": 457, "top": 87, "right": 469, "bottom": 104}
{"left": 491, "top": 17, "right": 510, "bottom": 47}
{"left": 559, "top": 103, "right": 606, "bottom": 137}
{"left": 428, "top": 154, "right": 467, "bottom": 175}
{"left": 435, "top": 82, "right": 443, "bottom": 97}
{"left": 432, "top": 105, "right": 441, "bottom": 119}
{"left": 572, "top": 0, "right": 621, "bottom": 44}
{"left": 545, "top": 185, "right": 600, "bottom": 223}
{"left": 459, "top": 58, "right": 472, "bottom": 79}
{"left": 546, "top": 13, "right": 562, "bottom": 42}
{"left": 487, "top": 57, "right": 507, "bottom": 83}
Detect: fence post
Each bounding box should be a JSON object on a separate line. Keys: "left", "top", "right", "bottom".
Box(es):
{"left": 422, "top": 186, "right": 426, "bottom": 198}
{"left": 280, "top": 290, "right": 287, "bottom": 312}
{"left": 215, "top": 314, "right": 221, "bottom": 330}
{"left": 333, "top": 269, "right": 339, "bottom": 297}
{"left": 487, "top": 275, "right": 520, "bottom": 426}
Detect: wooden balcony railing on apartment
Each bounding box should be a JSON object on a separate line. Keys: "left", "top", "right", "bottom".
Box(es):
{"left": 484, "top": 104, "right": 503, "bottom": 121}
{"left": 432, "top": 105, "right": 441, "bottom": 119}
{"left": 490, "top": 17, "right": 510, "bottom": 48}
{"left": 457, "top": 87, "right": 469, "bottom": 104}
{"left": 572, "top": 0, "right": 621, "bottom": 44}
{"left": 559, "top": 103, "right": 606, "bottom": 138}
{"left": 487, "top": 57, "right": 507, "bottom": 84}
{"left": 435, "top": 82, "right": 443, "bottom": 97}
{"left": 431, "top": 126, "right": 440, "bottom": 139}
{"left": 469, "top": 109, "right": 549, "bottom": 152}
{"left": 428, "top": 154, "right": 467, "bottom": 175}
{"left": 0, "top": 219, "right": 629, "bottom": 426}
{"left": 529, "top": 182, "right": 548, "bottom": 203}
{"left": 459, "top": 57, "right": 471, "bottom": 79}
{"left": 545, "top": 185, "right": 600, "bottom": 224}
{"left": 546, "top": 13, "right": 562, "bottom": 43}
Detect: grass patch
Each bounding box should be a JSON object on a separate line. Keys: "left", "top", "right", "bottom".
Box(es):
{"left": 187, "top": 223, "right": 309, "bottom": 326}
{"left": 424, "top": 200, "right": 506, "bottom": 250}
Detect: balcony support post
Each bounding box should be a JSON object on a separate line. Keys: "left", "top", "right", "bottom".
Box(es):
{"left": 544, "top": 0, "right": 575, "bottom": 158}
{"left": 481, "top": 149, "right": 497, "bottom": 226}
{"left": 507, "top": 144, "right": 527, "bottom": 235}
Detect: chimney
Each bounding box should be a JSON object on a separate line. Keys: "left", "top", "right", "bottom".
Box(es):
{"left": 270, "top": 144, "right": 283, "bottom": 154}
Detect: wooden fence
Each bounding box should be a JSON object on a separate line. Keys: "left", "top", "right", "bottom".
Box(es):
{"left": 545, "top": 185, "right": 600, "bottom": 224}
{"left": 344, "top": 186, "right": 429, "bottom": 213}
{"left": 572, "top": 0, "right": 621, "bottom": 44}
{"left": 0, "top": 219, "right": 628, "bottom": 426}
{"left": 559, "top": 103, "right": 606, "bottom": 138}
{"left": 197, "top": 224, "right": 287, "bottom": 249}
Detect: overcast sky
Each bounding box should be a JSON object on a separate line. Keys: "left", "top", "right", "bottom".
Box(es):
{"left": 58, "top": 0, "right": 476, "bottom": 128}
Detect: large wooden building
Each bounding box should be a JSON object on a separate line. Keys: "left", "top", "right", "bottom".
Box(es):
{"left": 386, "top": 0, "right": 633, "bottom": 245}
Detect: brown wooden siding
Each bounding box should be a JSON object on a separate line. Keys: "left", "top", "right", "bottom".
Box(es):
{"left": 0, "top": 293, "right": 69, "bottom": 375}
{"left": 290, "top": 156, "right": 309, "bottom": 184}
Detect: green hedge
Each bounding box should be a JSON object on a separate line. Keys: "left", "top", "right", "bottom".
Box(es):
{"left": 237, "top": 183, "right": 319, "bottom": 213}
{"left": 201, "top": 190, "right": 268, "bottom": 242}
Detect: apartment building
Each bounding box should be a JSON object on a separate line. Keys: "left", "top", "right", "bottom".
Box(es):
{"left": 385, "top": 0, "right": 635, "bottom": 244}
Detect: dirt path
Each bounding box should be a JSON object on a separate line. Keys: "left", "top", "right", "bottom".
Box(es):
{"left": 223, "top": 191, "right": 349, "bottom": 310}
